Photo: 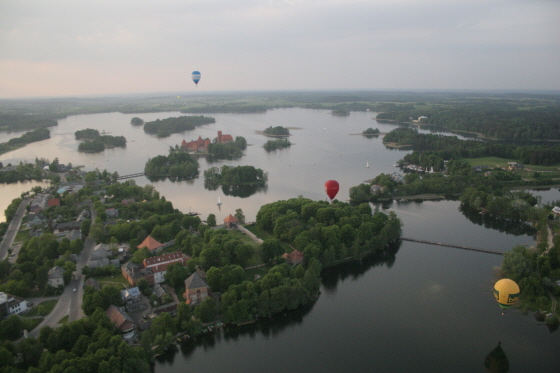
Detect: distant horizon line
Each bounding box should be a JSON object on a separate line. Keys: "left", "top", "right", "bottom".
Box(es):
{"left": 2, "top": 87, "right": 560, "bottom": 101}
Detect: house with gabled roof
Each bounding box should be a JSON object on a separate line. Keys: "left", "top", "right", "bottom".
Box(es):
{"left": 223, "top": 214, "right": 238, "bottom": 229}
{"left": 143, "top": 251, "right": 188, "bottom": 284}
{"left": 27, "top": 213, "right": 47, "bottom": 227}
{"left": 47, "top": 198, "right": 60, "bottom": 207}
{"left": 137, "top": 235, "right": 163, "bottom": 252}
{"left": 282, "top": 249, "right": 305, "bottom": 265}
{"left": 48, "top": 266, "right": 65, "bottom": 287}
{"left": 105, "top": 305, "right": 137, "bottom": 341}
{"left": 0, "top": 292, "right": 28, "bottom": 316}
{"left": 183, "top": 272, "right": 210, "bottom": 305}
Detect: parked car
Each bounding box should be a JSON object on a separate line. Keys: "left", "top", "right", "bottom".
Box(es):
{"left": 27, "top": 302, "right": 33, "bottom": 307}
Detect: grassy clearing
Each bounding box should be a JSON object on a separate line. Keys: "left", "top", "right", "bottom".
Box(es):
{"left": 460, "top": 157, "right": 518, "bottom": 168}
{"left": 243, "top": 224, "right": 271, "bottom": 240}
{"left": 227, "top": 229, "right": 261, "bottom": 249}
{"left": 244, "top": 265, "right": 273, "bottom": 282}
{"left": 58, "top": 315, "right": 69, "bottom": 324}
{"left": 25, "top": 299, "right": 58, "bottom": 317}
{"left": 94, "top": 275, "right": 130, "bottom": 289}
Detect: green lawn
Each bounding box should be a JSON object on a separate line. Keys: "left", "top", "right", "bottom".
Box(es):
{"left": 25, "top": 299, "right": 58, "bottom": 317}
{"left": 243, "top": 224, "right": 271, "bottom": 241}
{"left": 244, "top": 265, "right": 273, "bottom": 282}
{"left": 94, "top": 275, "right": 130, "bottom": 289}
{"left": 58, "top": 315, "right": 69, "bottom": 324}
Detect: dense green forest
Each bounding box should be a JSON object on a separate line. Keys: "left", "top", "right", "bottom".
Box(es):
{"left": 181, "top": 104, "right": 271, "bottom": 113}
{"left": 143, "top": 115, "right": 215, "bottom": 137}
{"left": 144, "top": 150, "right": 199, "bottom": 181}
{"left": 207, "top": 136, "right": 247, "bottom": 160}
{"left": 263, "top": 138, "right": 291, "bottom": 151}
{"left": 377, "top": 103, "right": 560, "bottom": 140}
{"left": 384, "top": 128, "right": 560, "bottom": 166}
{"left": 263, "top": 126, "right": 290, "bottom": 136}
{"left": 0, "top": 113, "right": 58, "bottom": 131}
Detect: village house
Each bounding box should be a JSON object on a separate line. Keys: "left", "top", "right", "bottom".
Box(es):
{"left": 105, "top": 305, "right": 137, "bottom": 341}
{"left": 47, "top": 266, "right": 65, "bottom": 288}
{"left": 183, "top": 272, "right": 210, "bottom": 306}
{"left": 282, "top": 249, "right": 305, "bottom": 265}
{"left": 370, "top": 184, "right": 385, "bottom": 195}
{"left": 122, "top": 251, "right": 187, "bottom": 286}
{"left": 223, "top": 214, "right": 238, "bottom": 229}
{"left": 143, "top": 251, "right": 188, "bottom": 284}
{"left": 83, "top": 277, "right": 100, "bottom": 291}
{"left": 47, "top": 198, "right": 60, "bottom": 208}
{"left": 121, "top": 287, "right": 142, "bottom": 303}
{"left": 105, "top": 208, "right": 119, "bottom": 219}
{"left": 27, "top": 213, "right": 47, "bottom": 227}
{"left": 0, "top": 292, "right": 28, "bottom": 317}
{"left": 137, "top": 235, "right": 163, "bottom": 253}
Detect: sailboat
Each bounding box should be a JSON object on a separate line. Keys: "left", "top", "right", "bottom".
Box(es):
{"left": 217, "top": 196, "right": 222, "bottom": 206}
{"left": 366, "top": 162, "right": 369, "bottom": 168}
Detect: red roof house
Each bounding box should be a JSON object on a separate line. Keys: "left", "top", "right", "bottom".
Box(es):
{"left": 282, "top": 250, "right": 305, "bottom": 265}
{"left": 224, "top": 214, "right": 238, "bottom": 229}
{"left": 137, "top": 235, "right": 163, "bottom": 252}
{"left": 47, "top": 198, "right": 60, "bottom": 207}
{"left": 182, "top": 136, "right": 211, "bottom": 152}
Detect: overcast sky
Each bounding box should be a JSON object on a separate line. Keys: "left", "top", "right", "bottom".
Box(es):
{"left": 1, "top": 0, "right": 559, "bottom": 98}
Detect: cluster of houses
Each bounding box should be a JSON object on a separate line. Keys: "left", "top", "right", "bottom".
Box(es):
{"left": 181, "top": 130, "right": 233, "bottom": 153}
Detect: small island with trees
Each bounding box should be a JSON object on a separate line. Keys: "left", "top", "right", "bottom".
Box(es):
{"left": 263, "top": 138, "right": 292, "bottom": 151}
{"left": 144, "top": 148, "right": 200, "bottom": 181}
{"left": 0, "top": 128, "right": 50, "bottom": 155}
{"left": 204, "top": 165, "right": 268, "bottom": 190}
{"left": 130, "top": 117, "right": 144, "bottom": 126}
{"left": 75, "top": 128, "right": 126, "bottom": 153}
{"left": 261, "top": 126, "right": 290, "bottom": 137}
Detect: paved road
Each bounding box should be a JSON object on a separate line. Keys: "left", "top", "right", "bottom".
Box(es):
{"left": 0, "top": 198, "right": 30, "bottom": 260}
{"left": 28, "top": 204, "right": 96, "bottom": 337}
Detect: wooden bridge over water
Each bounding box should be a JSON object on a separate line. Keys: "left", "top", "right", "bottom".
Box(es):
{"left": 116, "top": 172, "right": 145, "bottom": 180}
{"left": 401, "top": 238, "right": 503, "bottom": 256}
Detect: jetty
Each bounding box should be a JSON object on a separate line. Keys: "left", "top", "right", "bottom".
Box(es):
{"left": 401, "top": 238, "right": 503, "bottom": 256}
{"left": 116, "top": 172, "right": 145, "bottom": 180}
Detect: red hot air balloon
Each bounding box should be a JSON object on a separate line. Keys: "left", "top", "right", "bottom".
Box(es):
{"left": 324, "top": 180, "right": 339, "bottom": 201}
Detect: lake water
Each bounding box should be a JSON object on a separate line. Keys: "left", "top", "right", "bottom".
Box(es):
{"left": 1, "top": 108, "right": 558, "bottom": 371}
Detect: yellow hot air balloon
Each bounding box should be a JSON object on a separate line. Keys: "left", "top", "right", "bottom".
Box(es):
{"left": 494, "top": 279, "right": 520, "bottom": 309}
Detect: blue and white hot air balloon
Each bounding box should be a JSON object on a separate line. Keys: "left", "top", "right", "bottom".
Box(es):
{"left": 191, "top": 71, "right": 201, "bottom": 87}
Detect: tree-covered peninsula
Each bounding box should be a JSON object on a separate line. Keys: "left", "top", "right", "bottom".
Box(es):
{"left": 143, "top": 115, "right": 215, "bottom": 138}
{"left": 144, "top": 149, "right": 199, "bottom": 181}
{"left": 0, "top": 128, "right": 50, "bottom": 155}
{"left": 256, "top": 198, "right": 402, "bottom": 267}
{"left": 204, "top": 165, "right": 268, "bottom": 190}
{"left": 376, "top": 102, "right": 560, "bottom": 140}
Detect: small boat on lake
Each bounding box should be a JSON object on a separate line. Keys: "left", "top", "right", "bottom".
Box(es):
{"left": 217, "top": 196, "right": 222, "bottom": 206}
{"left": 366, "top": 162, "right": 369, "bottom": 168}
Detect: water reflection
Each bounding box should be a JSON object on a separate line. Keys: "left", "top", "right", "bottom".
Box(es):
{"left": 160, "top": 301, "right": 317, "bottom": 363}
{"left": 459, "top": 205, "right": 537, "bottom": 237}
{"left": 321, "top": 241, "right": 401, "bottom": 296}
{"left": 221, "top": 184, "right": 268, "bottom": 198}
{"left": 484, "top": 342, "right": 509, "bottom": 373}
